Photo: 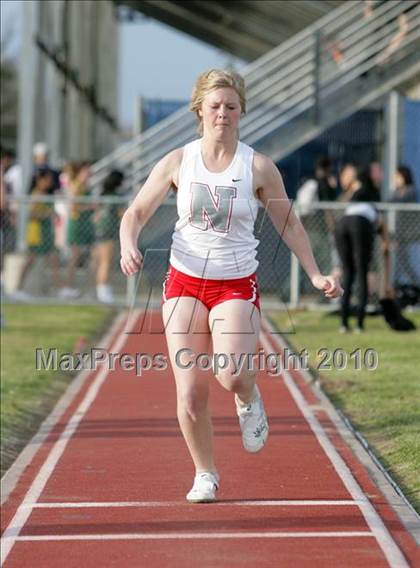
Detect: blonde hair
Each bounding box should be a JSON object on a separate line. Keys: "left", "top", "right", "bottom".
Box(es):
{"left": 190, "top": 69, "right": 246, "bottom": 135}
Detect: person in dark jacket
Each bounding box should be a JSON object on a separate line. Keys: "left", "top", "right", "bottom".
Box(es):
{"left": 335, "top": 164, "right": 388, "bottom": 332}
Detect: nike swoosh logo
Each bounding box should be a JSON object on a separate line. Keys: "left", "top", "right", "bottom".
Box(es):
{"left": 232, "top": 178, "right": 242, "bottom": 182}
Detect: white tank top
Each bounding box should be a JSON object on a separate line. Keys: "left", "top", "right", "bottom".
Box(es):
{"left": 170, "top": 138, "right": 260, "bottom": 279}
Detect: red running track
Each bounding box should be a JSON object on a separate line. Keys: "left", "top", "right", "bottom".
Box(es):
{"left": 1, "top": 310, "right": 419, "bottom": 567}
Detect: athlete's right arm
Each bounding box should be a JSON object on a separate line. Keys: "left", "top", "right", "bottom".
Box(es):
{"left": 120, "top": 148, "right": 183, "bottom": 276}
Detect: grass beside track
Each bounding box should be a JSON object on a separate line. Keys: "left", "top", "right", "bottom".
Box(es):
{"left": 1, "top": 304, "right": 114, "bottom": 476}
{"left": 270, "top": 309, "right": 420, "bottom": 513}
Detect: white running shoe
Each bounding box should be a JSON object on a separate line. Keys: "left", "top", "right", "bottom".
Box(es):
{"left": 235, "top": 385, "right": 269, "bottom": 453}
{"left": 186, "top": 472, "right": 220, "bottom": 503}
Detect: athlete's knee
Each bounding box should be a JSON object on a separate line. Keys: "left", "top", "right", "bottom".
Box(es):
{"left": 177, "top": 389, "right": 208, "bottom": 422}
{"left": 215, "top": 368, "right": 257, "bottom": 393}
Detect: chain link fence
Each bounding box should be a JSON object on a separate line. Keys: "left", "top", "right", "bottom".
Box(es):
{"left": 1, "top": 196, "right": 419, "bottom": 308}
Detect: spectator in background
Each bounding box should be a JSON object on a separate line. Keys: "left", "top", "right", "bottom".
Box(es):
{"left": 30, "top": 143, "right": 60, "bottom": 193}
{"left": 0, "top": 149, "right": 14, "bottom": 179}
{"left": 338, "top": 163, "right": 379, "bottom": 202}
{"left": 335, "top": 163, "right": 388, "bottom": 332}
{"left": 390, "top": 166, "right": 417, "bottom": 203}
{"left": 295, "top": 156, "right": 339, "bottom": 214}
{"left": 296, "top": 157, "right": 340, "bottom": 281}
{"left": 12, "top": 171, "right": 62, "bottom": 300}
{"left": 360, "top": 164, "right": 382, "bottom": 300}
{"left": 315, "top": 156, "right": 341, "bottom": 278}
{"left": 59, "top": 161, "right": 94, "bottom": 299}
{"left": 367, "top": 161, "right": 383, "bottom": 195}
{"left": 0, "top": 170, "right": 5, "bottom": 327}
{"left": 325, "top": 1, "right": 413, "bottom": 76}
{"left": 1, "top": 149, "right": 22, "bottom": 202}
{"left": 92, "top": 170, "right": 125, "bottom": 303}
{"left": 324, "top": 0, "right": 377, "bottom": 69}
{"left": 389, "top": 165, "right": 419, "bottom": 287}
{"left": 55, "top": 161, "right": 80, "bottom": 250}
{"left": 377, "top": 10, "right": 410, "bottom": 66}
{"left": 315, "top": 156, "right": 339, "bottom": 201}
{"left": 0, "top": 149, "right": 19, "bottom": 254}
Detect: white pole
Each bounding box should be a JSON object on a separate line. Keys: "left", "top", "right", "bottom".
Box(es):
{"left": 382, "top": 90, "right": 400, "bottom": 289}
{"left": 17, "top": 0, "right": 41, "bottom": 252}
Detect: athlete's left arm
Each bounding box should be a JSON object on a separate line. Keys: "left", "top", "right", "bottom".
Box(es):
{"left": 254, "top": 153, "right": 343, "bottom": 299}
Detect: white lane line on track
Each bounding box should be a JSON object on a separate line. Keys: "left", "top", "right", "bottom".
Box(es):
{"left": 260, "top": 321, "right": 410, "bottom": 568}
{"left": 15, "top": 532, "right": 375, "bottom": 541}
{"left": 26, "top": 500, "right": 360, "bottom": 508}
{"left": 0, "top": 310, "right": 141, "bottom": 567}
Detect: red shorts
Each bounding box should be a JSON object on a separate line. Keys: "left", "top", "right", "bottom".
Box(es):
{"left": 162, "top": 265, "right": 260, "bottom": 311}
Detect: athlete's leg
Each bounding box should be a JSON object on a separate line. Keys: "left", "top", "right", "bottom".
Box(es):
{"left": 162, "top": 297, "right": 217, "bottom": 475}
{"left": 209, "top": 299, "right": 261, "bottom": 402}
{"left": 210, "top": 299, "right": 268, "bottom": 453}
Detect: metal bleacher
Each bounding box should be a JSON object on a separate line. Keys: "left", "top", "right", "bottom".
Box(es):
{"left": 89, "top": 0, "right": 420, "bottom": 194}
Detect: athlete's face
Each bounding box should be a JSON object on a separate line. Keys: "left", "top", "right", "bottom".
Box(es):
{"left": 199, "top": 88, "right": 241, "bottom": 136}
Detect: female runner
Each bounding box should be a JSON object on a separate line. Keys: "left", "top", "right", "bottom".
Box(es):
{"left": 120, "top": 69, "right": 343, "bottom": 503}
